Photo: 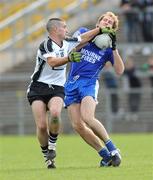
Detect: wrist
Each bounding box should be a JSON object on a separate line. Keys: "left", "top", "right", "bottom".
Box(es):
{"left": 68, "top": 55, "right": 71, "bottom": 62}
{"left": 99, "top": 27, "right": 103, "bottom": 34}
{"left": 112, "top": 49, "right": 119, "bottom": 56}
{"left": 112, "top": 47, "right": 116, "bottom": 50}
{"left": 112, "top": 41, "right": 116, "bottom": 50}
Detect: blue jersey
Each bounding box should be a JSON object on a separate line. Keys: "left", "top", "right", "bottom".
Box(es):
{"left": 68, "top": 27, "right": 114, "bottom": 80}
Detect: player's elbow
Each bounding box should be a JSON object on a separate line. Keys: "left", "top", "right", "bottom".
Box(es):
{"left": 47, "top": 59, "right": 56, "bottom": 67}
{"left": 114, "top": 63, "right": 125, "bottom": 75}
{"left": 115, "top": 66, "right": 124, "bottom": 75}
{"left": 116, "top": 68, "right": 124, "bottom": 75}
{"left": 116, "top": 71, "right": 123, "bottom": 76}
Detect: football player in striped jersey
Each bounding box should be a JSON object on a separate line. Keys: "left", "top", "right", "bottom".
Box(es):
{"left": 27, "top": 17, "right": 104, "bottom": 169}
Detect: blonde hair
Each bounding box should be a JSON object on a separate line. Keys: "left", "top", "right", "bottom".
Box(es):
{"left": 97, "top": 11, "right": 119, "bottom": 31}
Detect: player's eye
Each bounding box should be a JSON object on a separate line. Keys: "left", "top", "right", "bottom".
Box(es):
{"left": 103, "top": 18, "right": 107, "bottom": 22}
{"left": 108, "top": 20, "right": 113, "bottom": 24}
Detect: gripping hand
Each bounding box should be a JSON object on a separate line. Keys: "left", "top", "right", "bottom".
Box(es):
{"left": 100, "top": 27, "right": 117, "bottom": 50}
{"left": 109, "top": 32, "right": 116, "bottom": 50}
{"left": 100, "top": 27, "right": 116, "bottom": 35}
{"left": 68, "top": 52, "right": 81, "bottom": 62}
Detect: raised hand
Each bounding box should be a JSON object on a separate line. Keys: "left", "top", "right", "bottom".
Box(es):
{"left": 100, "top": 27, "right": 117, "bottom": 50}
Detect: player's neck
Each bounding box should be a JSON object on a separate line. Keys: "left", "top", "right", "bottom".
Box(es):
{"left": 49, "top": 34, "right": 63, "bottom": 47}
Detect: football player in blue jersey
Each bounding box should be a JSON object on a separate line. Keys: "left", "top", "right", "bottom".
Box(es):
{"left": 27, "top": 17, "right": 106, "bottom": 169}
{"left": 64, "top": 12, "right": 124, "bottom": 167}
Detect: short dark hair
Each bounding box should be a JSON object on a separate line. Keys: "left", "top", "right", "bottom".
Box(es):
{"left": 46, "top": 18, "right": 64, "bottom": 32}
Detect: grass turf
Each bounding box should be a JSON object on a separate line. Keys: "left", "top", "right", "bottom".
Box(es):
{"left": 0, "top": 134, "right": 153, "bottom": 180}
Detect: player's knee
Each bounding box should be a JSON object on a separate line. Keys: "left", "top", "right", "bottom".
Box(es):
{"left": 37, "top": 123, "right": 47, "bottom": 133}
{"left": 81, "top": 115, "right": 93, "bottom": 125}
{"left": 72, "top": 122, "right": 85, "bottom": 133}
{"left": 50, "top": 108, "right": 61, "bottom": 118}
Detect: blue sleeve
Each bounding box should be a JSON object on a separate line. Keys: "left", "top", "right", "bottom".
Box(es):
{"left": 73, "top": 27, "right": 89, "bottom": 37}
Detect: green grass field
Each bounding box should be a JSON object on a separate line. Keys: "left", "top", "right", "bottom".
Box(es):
{"left": 0, "top": 134, "right": 153, "bottom": 180}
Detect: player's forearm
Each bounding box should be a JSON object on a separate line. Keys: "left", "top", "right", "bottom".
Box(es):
{"left": 113, "top": 50, "right": 125, "bottom": 75}
{"left": 80, "top": 27, "right": 100, "bottom": 44}
{"left": 75, "top": 42, "right": 88, "bottom": 51}
{"left": 47, "top": 57, "right": 69, "bottom": 67}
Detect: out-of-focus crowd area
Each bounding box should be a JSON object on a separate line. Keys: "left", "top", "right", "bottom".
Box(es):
{"left": 0, "top": 0, "right": 153, "bottom": 135}
{"left": 120, "top": 0, "right": 153, "bottom": 42}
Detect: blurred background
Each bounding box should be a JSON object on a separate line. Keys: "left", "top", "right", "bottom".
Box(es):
{"left": 0, "top": 0, "right": 153, "bottom": 135}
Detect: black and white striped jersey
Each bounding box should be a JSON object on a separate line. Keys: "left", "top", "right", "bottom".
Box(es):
{"left": 30, "top": 36, "right": 81, "bottom": 86}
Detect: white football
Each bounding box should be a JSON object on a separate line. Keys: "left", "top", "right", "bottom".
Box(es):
{"left": 93, "top": 34, "right": 112, "bottom": 50}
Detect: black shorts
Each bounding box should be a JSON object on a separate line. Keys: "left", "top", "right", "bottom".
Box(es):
{"left": 27, "top": 81, "right": 65, "bottom": 105}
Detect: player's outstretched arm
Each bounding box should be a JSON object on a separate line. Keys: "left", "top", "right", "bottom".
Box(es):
{"left": 80, "top": 27, "right": 100, "bottom": 44}
{"left": 47, "top": 52, "right": 81, "bottom": 67}
{"left": 76, "top": 27, "right": 113, "bottom": 51}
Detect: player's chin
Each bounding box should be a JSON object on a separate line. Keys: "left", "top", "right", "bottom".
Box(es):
{"left": 100, "top": 25, "right": 111, "bottom": 30}
{"left": 100, "top": 25, "right": 105, "bottom": 29}
{"left": 105, "top": 26, "right": 112, "bottom": 29}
